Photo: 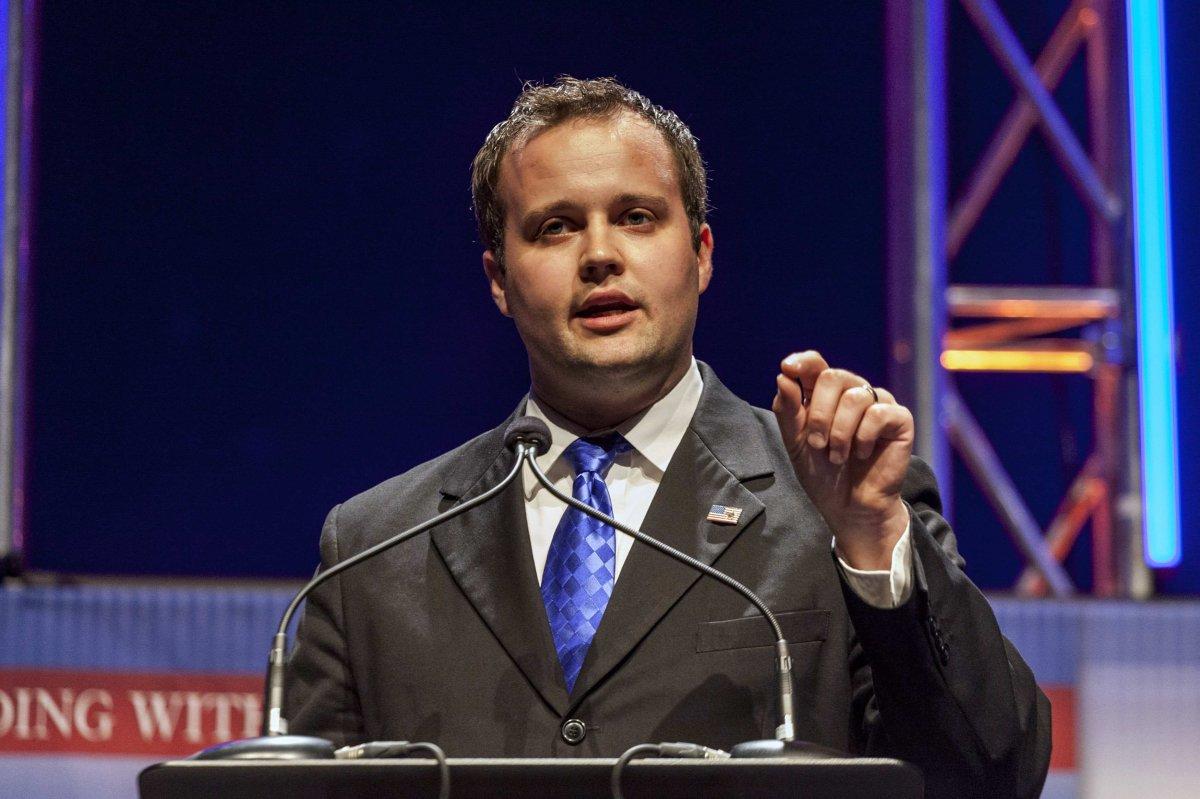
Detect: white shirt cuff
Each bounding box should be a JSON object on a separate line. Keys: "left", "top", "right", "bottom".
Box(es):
{"left": 833, "top": 519, "right": 913, "bottom": 609}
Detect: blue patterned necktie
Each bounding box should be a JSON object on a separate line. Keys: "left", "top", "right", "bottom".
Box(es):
{"left": 541, "top": 432, "right": 631, "bottom": 693}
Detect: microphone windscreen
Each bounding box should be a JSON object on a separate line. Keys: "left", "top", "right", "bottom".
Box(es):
{"left": 504, "top": 416, "right": 552, "bottom": 456}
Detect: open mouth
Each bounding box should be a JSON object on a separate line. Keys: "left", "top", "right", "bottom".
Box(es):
{"left": 576, "top": 301, "right": 638, "bottom": 318}
{"left": 575, "top": 294, "right": 640, "bottom": 332}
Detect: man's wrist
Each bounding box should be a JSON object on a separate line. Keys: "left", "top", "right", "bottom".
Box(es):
{"left": 832, "top": 501, "right": 909, "bottom": 571}
{"left": 833, "top": 520, "right": 914, "bottom": 609}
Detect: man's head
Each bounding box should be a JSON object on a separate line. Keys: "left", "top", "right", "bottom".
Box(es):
{"left": 472, "top": 77, "right": 708, "bottom": 266}
{"left": 472, "top": 77, "right": 713, "bottom": 429}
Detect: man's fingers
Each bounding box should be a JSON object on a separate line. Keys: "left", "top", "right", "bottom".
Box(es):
{"left": 773, "top": 373, "right": 808, "bottom": 429}
{"left": 802, "top": 368, "right": 865, "bottom": 451}
{"left": 853, "top": 403, "right": 914, "bottom": 460}
{"left": 826, "top": 385, "right": 877, "bottom": 465}
{"left": 780, "top": 351, "right": 829, "bottom": 401}
{"left": 871, "top": 386, "right": 896, "bottom": 405}
{"left": 777, "top": 351, "right": 905, "bottom": 464}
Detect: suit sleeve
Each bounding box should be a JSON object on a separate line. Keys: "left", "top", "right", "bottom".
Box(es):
{"left": 839, "top": 457, "right": 1052, "bottom": 799}
{"left": 284, "top": 503, "right": 367, "bottom": 746}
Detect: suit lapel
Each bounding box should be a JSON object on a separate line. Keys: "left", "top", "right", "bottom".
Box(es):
{"left": 568, "top": 365, "right": 775, "bottom": 706}
{"left": 431, "top": 407, "right": 571, "bottom": 717}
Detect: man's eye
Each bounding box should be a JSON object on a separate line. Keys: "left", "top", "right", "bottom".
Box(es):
{"left": 537, "top": 219, "right": 568, "bottom": 237}
{"left": 624, "top": 210, "right": 653, "bottom": 225}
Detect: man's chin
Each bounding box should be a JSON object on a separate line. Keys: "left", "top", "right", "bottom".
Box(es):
{"left": 566, "top": 345, "right": 661, "bottom": 376}
{"left": 561, "top": 346, "right": 695, "bottom": 390}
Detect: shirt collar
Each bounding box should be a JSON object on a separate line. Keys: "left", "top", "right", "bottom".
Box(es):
{"left": 524, "top": 358, "right": 704, "bottom": 475}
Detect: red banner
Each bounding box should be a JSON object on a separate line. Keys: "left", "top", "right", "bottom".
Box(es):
{"left": 1, "top": 668, "right": 1078, "bottom": 768}
{"left": 1043, "top": 684, "right": 1075, "bottom": 771}
{"left": 0, "top": 669, "right": 262, "bottom": 757}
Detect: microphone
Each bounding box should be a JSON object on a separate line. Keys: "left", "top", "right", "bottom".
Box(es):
{"left": 516, "top": 416, "right": 830, "bottom": 759}
{"left": 503, "top": 415, "right": 552, "bottom": 456}
{"left": 193, "top": 417, "right": 544, "bottom": 760}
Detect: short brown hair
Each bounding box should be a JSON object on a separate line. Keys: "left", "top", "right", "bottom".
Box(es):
{"left": 471, "top": 76, "right": 708, "bottom": 263}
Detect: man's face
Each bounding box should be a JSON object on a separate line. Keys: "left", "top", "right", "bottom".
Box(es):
{"left": 484, "top": 112, "right": 713, "bottom": 394}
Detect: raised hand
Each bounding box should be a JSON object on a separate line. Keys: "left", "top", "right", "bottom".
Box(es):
{"left": 772, "top": 350, "right": 913, "bottom": 570}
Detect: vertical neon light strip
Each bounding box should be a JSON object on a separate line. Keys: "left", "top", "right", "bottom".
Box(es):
{"left": 1127, "top": 0, "right": 1181, "bottom": 567}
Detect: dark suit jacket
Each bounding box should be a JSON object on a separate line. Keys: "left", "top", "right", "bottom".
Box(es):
{"left": 287, "top": 363, "right": 1051, "bottom": 798}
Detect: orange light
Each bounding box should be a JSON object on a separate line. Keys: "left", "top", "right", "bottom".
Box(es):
{"left": 940, "top": 349, "right": 1094, "bottom": 373}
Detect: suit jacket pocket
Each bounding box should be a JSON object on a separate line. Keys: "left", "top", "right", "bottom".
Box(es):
{"left": 695, "top": 609, "right": 831, "bottom": 653}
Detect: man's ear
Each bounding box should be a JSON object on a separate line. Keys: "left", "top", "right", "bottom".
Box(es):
{"left": 482, "top": 250, "right": 510, "bottom": 316}
{"left": 696, "top": 224, "right": 714, "bottom": 294}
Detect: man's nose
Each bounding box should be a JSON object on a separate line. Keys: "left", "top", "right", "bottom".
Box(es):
{"left": 578, "top": 224, "right": 624, "bottom": 281}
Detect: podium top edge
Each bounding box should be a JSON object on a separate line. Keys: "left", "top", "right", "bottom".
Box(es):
{"left": 143, "top": 756, "right": 916, "bottom": 769}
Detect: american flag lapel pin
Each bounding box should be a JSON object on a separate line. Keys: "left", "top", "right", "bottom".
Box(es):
{"left": 706, "top": 504, "right": 743, "bottom": 525}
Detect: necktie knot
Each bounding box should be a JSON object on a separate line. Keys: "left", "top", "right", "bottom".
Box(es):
{"left": 563, "top": 433, "right": 630, "bottom": 478}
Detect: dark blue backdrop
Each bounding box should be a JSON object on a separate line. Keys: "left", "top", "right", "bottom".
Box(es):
{"left": 26, "top": 3, "right": 1199, "bottom": 592}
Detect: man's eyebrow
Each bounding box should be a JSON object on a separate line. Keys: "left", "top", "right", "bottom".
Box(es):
{"left": 520, "top": 201, "right": 576, "bottom": 231}
{"left": 614, "top": 193, "right": 669, "bottom": 209}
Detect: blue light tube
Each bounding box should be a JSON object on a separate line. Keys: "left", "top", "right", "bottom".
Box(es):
{"left": 1127, "top": 0, "right": 1181, "bottom": 567}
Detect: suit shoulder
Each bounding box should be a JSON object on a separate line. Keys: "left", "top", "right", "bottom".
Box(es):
{"left": 739, "top": 401, "right": 790, "bottom": 452}
{"left": 747, "top": 403, "right": 782, "bottom": 432}
{"left": 329, "top": 427, "right": 503, "bottom": 545}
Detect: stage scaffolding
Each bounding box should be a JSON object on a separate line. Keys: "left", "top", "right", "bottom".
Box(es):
{"left": 885, "top": 0, "right": 1152, "bottom": 597}
{"left": 0, "top": 0, "right": 36, "bottom": 580}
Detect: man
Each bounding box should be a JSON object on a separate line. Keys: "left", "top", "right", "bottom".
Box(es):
{"left": 287, "top": 77, "right": 1051, "bottom": 797}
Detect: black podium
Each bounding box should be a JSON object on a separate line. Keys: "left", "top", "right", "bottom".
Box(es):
{"left": 138, "top": 757, "right": 923, "bottom": 798}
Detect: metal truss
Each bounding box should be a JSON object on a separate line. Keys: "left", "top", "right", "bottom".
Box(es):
{"left": 0, "top": 0, "right": 37, "bottom": 579}
{"left": 886, "top": 0, "right": 1149, "bottom": 597}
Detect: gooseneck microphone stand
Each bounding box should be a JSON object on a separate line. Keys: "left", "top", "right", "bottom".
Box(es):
{"left": 195, "top": 420, "right": 547, "bottom": 760}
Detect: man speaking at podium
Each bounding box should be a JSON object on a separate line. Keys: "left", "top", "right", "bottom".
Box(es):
{"left": 286, "top": 77, "right": 1050, "bottom": 797}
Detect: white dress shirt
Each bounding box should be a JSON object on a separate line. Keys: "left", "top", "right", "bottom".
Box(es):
{"left": 522, "top": 359, "right": 913, "bottom": 608}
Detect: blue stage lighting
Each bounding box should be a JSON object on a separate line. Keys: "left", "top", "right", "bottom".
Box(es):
{"left": 1127, "top": 0, "right": 1181, "bottom": 567}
